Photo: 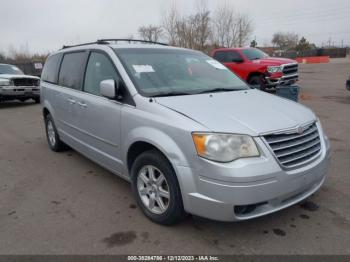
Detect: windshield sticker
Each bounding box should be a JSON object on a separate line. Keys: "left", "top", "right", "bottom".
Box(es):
{"left": 132, "top": 65, "right": 155, "bottom": 73}
{"left": 206, "top": 60, "right": 227, "bottom": 70}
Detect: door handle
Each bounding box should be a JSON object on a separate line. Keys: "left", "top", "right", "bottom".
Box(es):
{"left": 67, "top": 98, "right": 76, "bottom": 104}
{"left": 78, "top": 102, "right": 87, "bottom": 108}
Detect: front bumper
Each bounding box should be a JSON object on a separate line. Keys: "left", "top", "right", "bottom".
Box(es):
{"left": 175, "top": 133, "right": 331, "bottom": 222}
{"left": 0, "top": 86, "right": 40, "bottom": 100}
{"left": 265, "top": 73, "right": 299, "bottom": 87}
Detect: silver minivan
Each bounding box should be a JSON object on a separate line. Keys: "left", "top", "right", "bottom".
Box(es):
{"left": 41, "top": 39, "right": 330, "bottom": 225}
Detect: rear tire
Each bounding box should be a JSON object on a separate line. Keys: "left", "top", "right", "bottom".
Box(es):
{"left": 131, "top": 150, "right": 186, "bottom": 225}
{"left": 33, "top": 98, "right": 40, "bottom": 104}
{"left": 44, "top": 114, "right": 67, "bottom": 152}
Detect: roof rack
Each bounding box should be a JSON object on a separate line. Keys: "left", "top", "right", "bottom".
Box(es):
{"left": 62, "top": 38, "right": 168, "bottom": 49}
{"left": 97, "top": 39, "right": 168, "bottom": 46}
{"left": 62, "top": 41, "right": 99, "bottom": 49}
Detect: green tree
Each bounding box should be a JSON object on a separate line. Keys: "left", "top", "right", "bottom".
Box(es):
{"left": 295, "top": 37, "right": 316, "bottom": 52}
{"left": 250, "top": 39, "right": 257, "bottom": 47}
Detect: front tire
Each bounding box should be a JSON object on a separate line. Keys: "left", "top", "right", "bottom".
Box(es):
{"left": 248, "top": 75, "right": 265, "bottom": 90}
{"left": 131, "top": 150, "right": 186, "bottom": 225}
{"left": 33, "top": 98, "right": 40, "bottom": 104}
{"left": 44, "top": 114, "right": 67, "bottom": 152}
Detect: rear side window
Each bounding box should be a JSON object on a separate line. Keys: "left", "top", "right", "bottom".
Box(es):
{"left": 58, "top": 52, "right": 87, "bottom": 90}
{"left": 41, "top": 54, "right": 62, "bottom": 84}
{"left": 213, "top": 51, "right": 226, "bottom": 62}
{"left": 83, "top": 52, "right": 120, "bottom": 96}
{"left": 213, "top": 51, "right": 242, "bottom": 63}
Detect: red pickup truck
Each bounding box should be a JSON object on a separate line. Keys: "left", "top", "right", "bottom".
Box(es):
{"left": 211, "top": 47, "right": 298, "bottom": 89}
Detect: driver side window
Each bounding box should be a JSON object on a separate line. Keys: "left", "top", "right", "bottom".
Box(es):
{"left": 84, "top": 52, "right": 120, "bottom": 96}
{"left": 226, "top": 51, "right": 242, "bottom": 62}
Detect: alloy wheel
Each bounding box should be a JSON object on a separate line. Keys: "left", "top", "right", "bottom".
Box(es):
{"left": 136, "top": 165, "right": 170, "bottom": 214}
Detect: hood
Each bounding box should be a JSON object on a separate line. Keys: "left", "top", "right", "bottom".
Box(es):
{"left": 155, "top": 89, "right": 315, "bottom": 136}
{"left": 251, "top": 57, "right": 297, "bottom": 66}
{"left": 0, "top": 74, "right": 40, "bottom": 80}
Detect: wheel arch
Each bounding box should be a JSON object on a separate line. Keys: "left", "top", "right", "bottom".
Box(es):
{"left": 124, "top": 127, "right": 191, "bottom": 175}
{"left": 43, "top": 107, "right": 50, "bottom": 119}
{"left": 247, "top": 72, "right": 264, "bottom": 82}
{"left": 126, "top": 141, "right": 170, "bottom": 173}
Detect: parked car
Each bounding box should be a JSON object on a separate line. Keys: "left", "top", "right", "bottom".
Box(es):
{"left": 41, "top": 39, "right": 330, "bottom": 225}
{"left": 346, "top": 77, "right": 350, "bottom": 91}
{"left": 211, "top": 47, "right": 299, "bottom": 89}
{"left": 0, "top": 63, "right": 40, "bottom": 103}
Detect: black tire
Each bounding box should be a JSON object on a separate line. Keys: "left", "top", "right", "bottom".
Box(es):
{"left": 248, "top": 75, "right": 265, "bottom": 90}
{"left": 19, "top": 98, "right": 27, "bottom": 102}
{"left": 33, "top": 98, "right": 40, "bottom": 104}
{"left": 131, "top": 150, "right": 186, "bottom": 225}
{"left": 44, "top": 114, "right": 67, "bottom": 152}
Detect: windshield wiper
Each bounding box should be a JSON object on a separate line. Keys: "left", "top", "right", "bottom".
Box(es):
{"left": 152, "top": 91, "right": 192, "bottom": 97}
{"left": 197, "top": 88, "right": 245, "bottom": 94}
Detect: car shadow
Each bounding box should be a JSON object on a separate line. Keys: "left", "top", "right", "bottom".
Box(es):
{"left": 0, "top": 100, "right": 38, "bottom": 109}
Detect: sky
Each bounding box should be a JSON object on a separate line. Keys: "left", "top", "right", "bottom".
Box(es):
{"left": 0, "top": 0, "right": 349, "bottom": 55}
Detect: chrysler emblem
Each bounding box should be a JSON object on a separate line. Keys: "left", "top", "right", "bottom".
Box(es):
{"left": 297, "top": 125, "right": 304, "bottom": 134}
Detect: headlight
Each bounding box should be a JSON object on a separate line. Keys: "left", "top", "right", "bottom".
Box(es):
{"left": 0, "top": 79, "right": 11, "bottom": 86}
{"left": 267, "top": 66, "right": 282, "bottom": 73}
{"left": 192, "top": 133, "right": 260, "bottom": 162}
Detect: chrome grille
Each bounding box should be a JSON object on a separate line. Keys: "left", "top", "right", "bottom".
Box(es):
{"left": 13, "top": 78, "right": 39, "bottom": 87}
{"left": 283, "top": 64, "right": 298, "bottom": 75}
{"left": 263, "top": 122, "right": 321, "bottom": 168}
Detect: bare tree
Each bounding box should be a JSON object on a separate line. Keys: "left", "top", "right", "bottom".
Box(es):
{"left": 272, "top": 32, "right": 299, "bottom": 50}
{"left": 0, "top": 52, "right": 6, "bottom": 62}
{"left": 211, "top": 1, "right": 237, "bottom": 47}
{"left": 138, "top": 25, "right": 163, "bottom": 42}
{"left": 162, "top": 2, "right": 180, "bottom": 45}
{"left": 193, "top": 0, "right": 211, "bottom": 50}
{"left": 161, "top": 0, "right": 211, "bottom": 51}
{"left": 236, "top": 13, "right": 253, "bottom": 47}
{"left": 211, "top": 2, "right": 253, "bottom": 47}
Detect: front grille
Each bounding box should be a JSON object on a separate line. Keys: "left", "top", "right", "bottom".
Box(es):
{"left": 283, "top": 64, "right": 298, "bottom": 75}
{"left": 13, "top": 78, "right": 39, "bottom": 87}
{"left": 263, "top": 122, "right": 321, "bottom": 168}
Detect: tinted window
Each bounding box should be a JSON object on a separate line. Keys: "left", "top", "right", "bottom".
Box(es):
{"left": 41, "top": 54, "right": 62, "bottom": 84}
{"left": 58, "top": 52, "right": 87, "bottom": 90}
{"left": 242, "top": 48, "right": 268, "bottom": 60}
{"left": 226, "top": 51, "right": 242, "bottom": 62}
{"left": 213, "top": 51, "right": 226, "bottom": 62}
{"left": 84, "top": 52, "right": 119, "bottom": 96}
{"left": 213, "top": 51, "right": 242, "bottom": 63}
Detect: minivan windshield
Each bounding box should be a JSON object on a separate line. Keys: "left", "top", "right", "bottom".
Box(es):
{"left": 114, "top": 48, "right": 249, "bottom": 97}
{"left": 242, "top": 48, "right": 269, "bottom": 60}
{"left": 0, "top": 64, "right": 24, "bottom": 75}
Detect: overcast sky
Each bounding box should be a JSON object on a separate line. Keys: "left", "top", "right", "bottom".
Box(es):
{"left": 0, "top": 0, "right": 349, "bottom": 55}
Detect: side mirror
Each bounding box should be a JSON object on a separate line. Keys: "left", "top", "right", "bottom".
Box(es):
{"left": 100, "top": 79, "right": 123, "bottom": 100}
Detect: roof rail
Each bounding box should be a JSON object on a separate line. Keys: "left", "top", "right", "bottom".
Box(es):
{"left": 97, "top": 39, "right": 168, "bottom": 46}
{"left": 62, "top": 41, "right": 99, "bottom": 49}
{"left": 62, "top": 39, "right": 168, "bottom": 49}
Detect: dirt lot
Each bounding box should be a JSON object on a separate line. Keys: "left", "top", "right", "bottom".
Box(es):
{"left": 0, "top": 59, "right": 349, "bottom": 255}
